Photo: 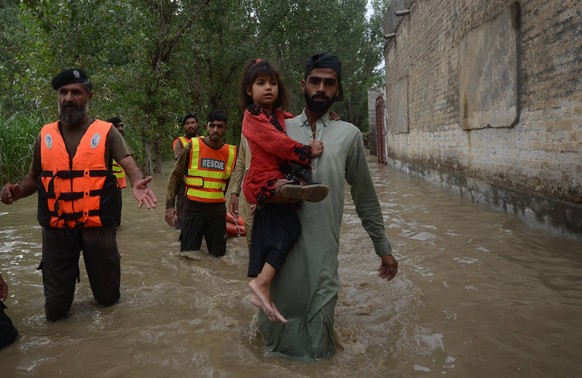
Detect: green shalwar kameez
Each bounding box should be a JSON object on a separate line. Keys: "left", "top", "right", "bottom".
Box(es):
{"left": 258, "top": 111, "right": 393, "bottom": 360}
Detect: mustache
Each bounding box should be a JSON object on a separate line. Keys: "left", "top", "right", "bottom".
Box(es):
{"left": 59, "top": 102, "right": 87, "bottom": 126}
{"left": 61, "top": 102, "right": 80, "bottom": 110}
{"left": 311, "top": 94, "right": 330, "bottom": 101}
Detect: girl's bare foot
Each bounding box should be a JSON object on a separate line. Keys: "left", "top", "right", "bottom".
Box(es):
{"left": 249, "top": 279, "right": 287, "bottom": 323}
{"left": 249, "top": 279, "right": 274, "bottom": 315}
{"left": 271, "top": 302, "right": 288, "bottom": 324}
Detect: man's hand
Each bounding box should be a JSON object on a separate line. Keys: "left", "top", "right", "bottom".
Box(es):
{"left": 1, "top": 183, "right": 23, "bottom": 204}
{"left": 165, "top": 208, "right": 177, "bottom": 228}
{"left": 132, "top": 177, "right": 158, "bottom": 209}
{"left": 378, "top": 254, "right": 398, "bottom": 281}
{"left": 229, "top": 193, "right": 240, "bottom": 218}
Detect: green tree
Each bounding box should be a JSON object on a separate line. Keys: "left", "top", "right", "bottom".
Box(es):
{"left": 175, "top": 0, "right": 284, "bottom": 145}
{"left": 0, "top": 0, "right": 387, "bottom": 180}
{"left": 129, "top": 0, "right": 211, "bottom": 174}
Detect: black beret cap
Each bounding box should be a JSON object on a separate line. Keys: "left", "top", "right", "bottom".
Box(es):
{"left": 304, "top": 53, "right": 344, "bottom": 101}
{"left": 106, "top": 117, "right": 122, "bottom": 125}
{"left": 51, "top": 69, "right": 90, "bottom": 90}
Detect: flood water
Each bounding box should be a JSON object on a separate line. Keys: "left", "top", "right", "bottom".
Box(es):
{"left": 1, "top": 154, "right": 581, "bottom": 377}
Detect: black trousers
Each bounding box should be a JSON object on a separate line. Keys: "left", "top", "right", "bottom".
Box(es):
{"left": 0, "top": 302, "right": 18, "bottom": 349}
{"left": 247, "top": 203, "right": 301, "bottom": 277}
{"left": 40, "top": 227, "right": 121, "bottom": 322}
{"left": 180, "top": 211, "right": 227, "bottom": 257}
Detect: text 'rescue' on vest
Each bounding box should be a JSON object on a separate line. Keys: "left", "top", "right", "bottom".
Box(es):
{"left": 184, "top": 137, "right": 236, "bottom": 203}
{"left": 37, "top": 120, "right": 122, "bottom": 228}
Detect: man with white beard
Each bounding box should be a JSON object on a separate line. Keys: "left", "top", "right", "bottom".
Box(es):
{"left": 0, "top": 69, "right": 157, "bottom": 322}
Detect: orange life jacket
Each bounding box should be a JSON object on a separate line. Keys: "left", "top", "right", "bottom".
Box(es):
{"left": 37, "top": 120, "right": 121, "bottom": 228}
{"left": 184, "top": 137, "right": 236, "bottom": 203}
{"left": 172, "top": 136, "right": 191, "bottom": 151}
{"left": 112, "top": 159, "right": 126, "bottom": 188}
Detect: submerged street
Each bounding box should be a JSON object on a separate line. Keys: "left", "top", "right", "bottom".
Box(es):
{"left": 0, "top": 154, "right": 581, "bottom": 377}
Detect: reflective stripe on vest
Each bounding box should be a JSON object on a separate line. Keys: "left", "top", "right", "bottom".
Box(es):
{"left": 112, "top": 160, "right": 127, "bottom": 188}
{"left": 172, "top": 136, "right": 191, "bottom": 151}
{"left": 184, "top": 137, "right": 236, "bottom": 203}
{"left": 38, "top": 120, "right": 120, "bottom": 228}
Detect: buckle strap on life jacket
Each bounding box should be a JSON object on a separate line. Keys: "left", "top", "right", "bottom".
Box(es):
{"left": 48, "top": 209, "right": 102, "bottom": 221}
{"left": 58, "top": 189, "right": 103, "bottom": 201}
{"left": 40, "top": 169, "right": 109, "bottom": 179}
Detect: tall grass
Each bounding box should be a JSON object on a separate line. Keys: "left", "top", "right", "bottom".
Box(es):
{"left": 0, "top": 112, "right": 166, "bottom": 182}
{"left": 0, "top": 112, "right": 48, "bottom": 183}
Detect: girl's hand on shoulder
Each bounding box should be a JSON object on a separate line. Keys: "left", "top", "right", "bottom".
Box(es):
{"left": 329, "top": 111, "right": 341, "bottom": 121}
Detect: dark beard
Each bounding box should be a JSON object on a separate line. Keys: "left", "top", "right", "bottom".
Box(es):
{"left": 59, "top": 105, "right": 85, "bottom": 127}
{"left": 304, "top": 92, "right": 334, "bottom": 113}
{"left": 185, "top": 130, "right": 198, "bottom": 138}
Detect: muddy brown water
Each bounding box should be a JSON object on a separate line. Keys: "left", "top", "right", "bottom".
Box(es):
{"left": 1, "top": 155, "right": 581, "bottom": 377}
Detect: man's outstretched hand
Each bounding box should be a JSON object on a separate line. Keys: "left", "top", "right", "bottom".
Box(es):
{"left": 132, "top": 177, "right": 158, "bottom": 209}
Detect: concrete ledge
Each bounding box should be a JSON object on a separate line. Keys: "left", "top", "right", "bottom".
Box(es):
{"left": 388, "top": 158, "right": 582, "bottom": 241}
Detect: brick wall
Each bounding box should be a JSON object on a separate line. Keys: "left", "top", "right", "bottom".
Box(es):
{"left": 383, "top": 0, "right": 582, "bottom": 238}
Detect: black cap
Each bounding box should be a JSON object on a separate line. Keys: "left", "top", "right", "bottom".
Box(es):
{"left": 106, "top": 117, "right": 122, "bottom": 125}
{"left": 51, "top": 69, "right": 90, "bottom": 90}
{"left": 304, "top": 53, "right": 344, "bottom": 101}
{"left": 182, "top": 113, "right": 198, "bottom": 125}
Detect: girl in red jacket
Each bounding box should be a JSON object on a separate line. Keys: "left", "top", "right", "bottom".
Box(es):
{"left": 240, "top": 58, "right": 328, "bottom": 323}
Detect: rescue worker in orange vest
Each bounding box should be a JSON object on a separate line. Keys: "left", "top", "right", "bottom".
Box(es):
{"left": 165, "top": 110, "right": 237, "bottom": 257}
{"left": 106, "top": 117, "right": 127, "bottom": 190}
{"left": 172, "top": 113, "right": 200, "bottom": 160}
{"left": 0, "top": 69, "right": 158, "bottom": 322}
{"left": 170, "top": 113, "right": 200, "bottom": 229}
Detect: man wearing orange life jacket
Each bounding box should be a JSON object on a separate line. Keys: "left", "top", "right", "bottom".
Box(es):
{"left": 165, "top": 110, "right": 236, "bottom": 257}
{"left": 0, "top": 69, "right": 158, "bottom": 322}
{"left": 172, "top": 113, "right": 199, "bottom": 160}
{"left": 170, "top": 113, "right": 200, "bottom": 229}
{"left": 106, "top": 116, "right": 127, "bottom": 190}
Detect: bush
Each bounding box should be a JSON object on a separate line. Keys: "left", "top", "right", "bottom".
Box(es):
{"left": 0, "top": 112, "right": 47, "bottom": 183}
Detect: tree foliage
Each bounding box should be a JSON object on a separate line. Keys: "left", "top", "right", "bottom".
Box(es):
{"left": 0, "top": 0, "right": 389, "bottom": 174}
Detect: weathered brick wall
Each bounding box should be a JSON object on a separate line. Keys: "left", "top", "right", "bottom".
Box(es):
{"left": 383, "top": 0, "right": 582, "bottom": 237}
{"left": 367, "top": 87, "right": 381, "bottom": 155}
